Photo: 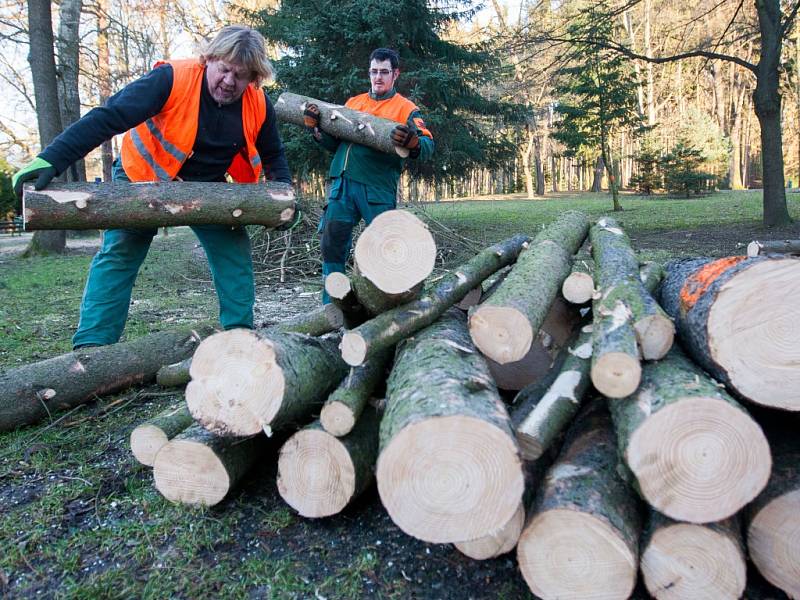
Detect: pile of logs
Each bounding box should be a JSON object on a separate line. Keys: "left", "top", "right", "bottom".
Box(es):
{"left": 4, "top": 207, "right": 799, "bottom": 599}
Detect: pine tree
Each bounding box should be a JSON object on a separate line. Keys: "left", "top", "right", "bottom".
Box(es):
{"left": 661, "top": 141, "right": 711, "bottom": 198}
{"left": 630, "top": 138, "right": 661, "bottom": 195}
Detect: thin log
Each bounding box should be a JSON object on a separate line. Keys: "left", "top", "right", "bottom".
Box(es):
{"left": 324, "top": 272, "right": 369, "bottom": 328}
{"left": 156, "top": 358, "right": 192, "bottom": 388}
{"left": 746, "top": 238, "right": 800, "bottom": 257}
{"left": 561, "top": 254, "right": 594, "bottom": 305}
{"left": 22, "top": 182, "right": 296, "bottom": 230}
{"left": 350, "top": 270, "right": 421, "bottom": 316}
{"left": 130, "top": 404, "right": 194, "bottom": 467}
{"left": 0, "top": 324, "right": 215, "bottom": 432}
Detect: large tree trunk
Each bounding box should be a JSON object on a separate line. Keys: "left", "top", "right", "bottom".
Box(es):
{"left": 469, "top": 211, "right": 589, "bottom": 364}
{"left": 0, "top": 324, "right": 215, "bottom": 432}
{"left": 96, "top": 0, "right": 113, "bottom": 182}
{"left": 608, "top": 347, "right": 771, "bottom": 523}
{"left": 130, "top": 404, "right": 194, "bottom": 467}
{"left": 660, "top": 255, "right": 800, "bottom": 411}
{"left": 341, "top": 234, "right": 531, "bottom": 366}
{"left": 517, "top": 401, "right": 641, "bottom": 600}
{"left": 275, "top": 92, "right": 410, "bottom": 157}
{"left": 22, "top": 182, "right": 297, "bottom": 230}
{"left": 56, "top": 0, "right": 85, "bottom": 183}
{"left": 376, "top": 309, "right": 524, "bottom": 544}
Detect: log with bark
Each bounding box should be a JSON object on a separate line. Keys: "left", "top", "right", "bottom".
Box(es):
{"left": 22, "top": 182, "right": 296, "bottom": 230}
{"left": 350, "top": 270, "right": 422, "bottom": 316}
{"left": 660, "top": 255, "right": 800, "bottom": 411}
{"left": 152, "top": 424, "right": 265, "bottom": 506}
{"left": 324, "top": 272, "right": 369, "bottom": 328}
{"left": 277, "top": 406, "right": 380, "bottom": 518}
{"left": 156, "top": 358, "right": 192, "bottom": 388}
{"left": 609, "top": 347, "right": 771, "bottom": 523}
{"left": 340, "top": 234, "right": 531, "bottom": 366}
{"left": 130, "top": 404, "right": 194, "bottom": 467}
{"left": 640, "top": 511, "right": 746, "bottom": 600}
{"left": 186, "top": 330, "right": 348, "bottom": 437}
{"left": 469, "top": 210, "right": 589, "bottom": 365}
{"left": 0, "top": 323, "right": 215, "bottom": 432}
{"left": 275, "top": 92, "right": 410, "bottom": 157}
{"left": 453, "top": 502, "right": 525, "bottom": 560}
{"left": 517, "top": 400, "right": 641, "bottom": 600}
{"left": 746, "top": 238, "right": 800, "bottom": 257}
{"left": 376, "top": 309, "right": 524, "bottom": 544}
{"left": 561, "top": 254, "right": 594, "bottom": 305}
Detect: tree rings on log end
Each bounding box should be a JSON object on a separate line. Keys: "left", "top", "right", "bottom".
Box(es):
{"left": 634, "top": 314, "right": 675, "bottom": 361}
{"left": 325, "top": 272, "right": 352, "bottom": 300}
{"left": 376, "top": 415, "right": 524, "bottom": 544}
{"left": 469, "top": 305, "right": 533, "bottom": 365}
{"left": 130, "top": 425, "right": 168, "bottom": 467}
{"left": 641, "top": 523, "right": 746, "bottom": 600}
{"left": 153, "top": 439, "right": 232, "bottom": 506}
{"left": 277, "top": 429, "right": 355, "bottom": 518}
{"left": 320, "top": 401, "right": 356, "bottom": 437}
{"left": 747, "top": 489, "right": 800, "bottom": 597}
{"left": 186, "top": 329, "right": 285, "bottom": 436}
{"left": 628, "top": 397, "right": 771, "bottom": 523}
{"left": 517, "top": 509, "right": 637, "bottom": 600}
{"left": 708, "top": 258, "right": 800, "bottom": 410}
{"left": 454, "top": 502, "right": 524, "bottom": 560}
{"left": 354, "top": 210, "right": 435, "bottom": 294}
{"left": 591, "top": 351, "right": 641, "bottom": 398}
{"left": 341, "top": 332, "right": 367, "bottom": 366}
{"left": 562, "top": 272, "right": 594, "bottom": 305}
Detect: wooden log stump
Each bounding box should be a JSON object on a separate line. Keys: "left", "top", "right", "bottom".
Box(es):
{"left": 277, "top": 406, "right": 379, "bottom": 518}
{"left": 376, "top": 309, "right": 524, "bottom": 544}
{"left": 561, "top": 254, "right": 594, "bottom": 305}
{"left": 0, "top": 324, "right": 214, "bottom": 432}
{"left": 341, "top": 234, "right": 530, "bottom": 366}
{"left": 469, "top": 210, "right": 590, "bottom": 364}
{"left": 153, "top": 424, "right": 264, "bottom": 506}
{"left": 275, "top": 92, "right": 410, "bottom": 157}
{"left": 324, "top": 272, "right": 369, "bottom": 328}
{"left": 22, "top": 182, "right": 296, "bottom": 230}
{"left": 660, "top": 255, "right": 800, "bottom": 411}
{"left": 517, "top": 400, "right": 641, "bottom": 600}
{"left": 640, "top": 511, "right": 746, "bottom": 600}
{"left": 746, "top": 238, "right": 800, "bottom": 257}
{"left": 186, "top": 330, "right": 347, "bottom": 437}
{"left": 609, "top": 347, "right": 771, "bottom": 523}
{"left": 130, "top": 404, "right": 194, "bottom": 467}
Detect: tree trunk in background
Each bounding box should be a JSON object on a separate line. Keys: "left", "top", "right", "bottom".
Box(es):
{"left": 56, "top": 0, "right": 85, "bottom": 182}
{"left": 644, "top": 0, "right": 656, "bottom": 125}
{"left": 591, "top": 156, "right": 603, "bottom": 192}
{"left": 522, "top": 130, "right": 535, "bottom": 197}
{"left": 97, "top": 0, "right": 114, "bottom": 182}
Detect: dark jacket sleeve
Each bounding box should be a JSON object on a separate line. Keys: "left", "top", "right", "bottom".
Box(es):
{"left": 39, "top": 66, "right": 174, "bottom": 175}
{"left": 256, "top": 93, "right": 292, "bottom": 184}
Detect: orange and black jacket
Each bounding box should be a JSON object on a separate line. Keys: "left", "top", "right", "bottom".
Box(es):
{"left": 40, "top": 60, "right": 290, "bottom": 183}
{"left": 316, "top": 89, "right": 434, "bottom": 196}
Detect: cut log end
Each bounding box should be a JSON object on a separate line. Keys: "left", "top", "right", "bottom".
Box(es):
{"left": 130, "top": 424, "right": 169, "bottom": 467}
{"left": 320, "top": 400, "right": 356, "bottom": 437}
{"left": 746, "top": 241, "right": 761, "bottom": 257}
{"left": 153, "top": 439, "right": 231, "bottom": 506}
{"left": 454, "top": 502, "right": 525, "bottom": 560}
{"left": 354, "top": 210, "right": 436, "bottom": 294}
{"left": 747, "top": 489, "right": 800, "bottom": 598}
{"left": 325, "top": 272, "right": 352, "bottom": 300}
{"left": 277, "top": 429, "right": 355, "bottom": 518}
{"left": 634, "top": 314, "right": 675, "bottom": 361}
{"left": 376, "top": 414, "right": 524, "bottom": 544}
{"left": 641, "top": 523, "right": 746, "bottom": 600}
{"left": 186, "top": 329, "right": 285, "bottom": 436}
{"left": 516, "top": 433, "right": 545, "bottom": 462}
{"left": 469, "top": 305, "right": 533, "bottom": 365}
{"left": 394, "top": 146, "right": 410, "bottom": 158}
{"left": 590, "top": 352, "right": 641, "bottom": 398}
{"left": 517, "top": 509, "right": 637, "bottom": 600}
{"left": 279, "top": 207, "right": 295, "bottom": 222}
{"left": 708, "top": 259, "right": 800, "bottom": 410}
{"left": 628, "top": 396, "right": 771, "bottom": 523}
{"left": 562, "top": 272, "right": 594, "bottom": 305}
{"left": 341, "top": 332, "right": 367, "bottom": 366}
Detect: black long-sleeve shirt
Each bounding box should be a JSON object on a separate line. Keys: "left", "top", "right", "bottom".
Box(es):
{"left": 40, "top": 64, "right": 291, "bottom": 183}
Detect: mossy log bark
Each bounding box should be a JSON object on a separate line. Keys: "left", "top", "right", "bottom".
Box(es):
{"left": 469, "top": 210, "right": 589, "bottom": 365}
{"left": 153, "top": 424, "right": 265, "bottom": 506}
{"left": 320, "top": 350, "right": 391, "bottom": 437}
{"left": 513, "top": 326, "right": 593, "bottom": 461}
{"left": 376, "top": 309, "right": 524, "bottom": 544}
{"left": 660, "top": 255, "right": 800, "bottom": 411}
{"left": 745, "top": 431, "right": 800, "bottom": 598}
{"left": 277, "top": 406, "right": 379, "bottom": 518}
{"left": 350, "top": 270, "right": 421, "bottom": 316}
{"left": 746, "top": 238, "right": 800, "bottom": 257}
{"left": 517, "top": 400, "right": 641, "bottom": 600}
{"left": 561, "top": 253, "right": 595, "bottom": 305}
{"left": 324, "top": 272, "right": 369, "bottom": 328}
{"left": 130, "top": 404, "right": 194, "bottom": 467}
{"left": 186, "top": 330, "right": 347, "bottom": 437}
{"left": 609, "top": 347, "right": 771, "bottom": 523}
{"left": 639, "top": 261, "right": 665, "bottom": 294}
{"left": 341, "top": 234, "right": 531, "bottom": 366}
{"left": 640, "top": 510, "right": 746, "bottom": 600}
{"left": 156, "top": 358, "right": 192, "bottom": 388}
{"left": 275, "top": 92, "right": 409, "bottom": 157}
{"left": 0, "top": 324, "right": 215, "bottom": 432}
{"left": 22, "top": 182, "right": 296, "bottom": 230}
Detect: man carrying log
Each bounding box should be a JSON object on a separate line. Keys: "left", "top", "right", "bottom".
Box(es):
{"left": 303, "top": 48, "right": 435, "bottom": 303}
{"left": 11, "top": 26, "right": 294, "bottom": 349}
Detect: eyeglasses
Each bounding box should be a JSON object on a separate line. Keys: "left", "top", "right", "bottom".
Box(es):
{"left": 369, "top": 69, "right": 393, "bottom": 77}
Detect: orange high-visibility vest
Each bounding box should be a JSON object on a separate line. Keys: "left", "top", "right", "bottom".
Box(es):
{"left": 120, "top": 59, "right": 266, "bottom": 182}
{"left": 345, "top": 92, "right": 433, "bottom": 139}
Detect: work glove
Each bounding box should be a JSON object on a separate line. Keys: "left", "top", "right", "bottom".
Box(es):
{"left": 12, "top": 157, "right": 57, "bottom": 198}
{"left": 303, "top": 104, "right": 321, "bottom": 131}
{"left": 276, "top": 207, "right": 303, "bottom": 232}
{"left": 390, "top": 124, "right": 420, "bottom": 150}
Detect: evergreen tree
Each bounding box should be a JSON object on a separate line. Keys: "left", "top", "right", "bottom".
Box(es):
{"left": 251, "top": 0, "right": 520, "bottom": 187}
{"left": 661, "top": 141, "right": 711, "bottom": 198}
{"left": 629, "top": 137, "right": 661, "bottom": 195}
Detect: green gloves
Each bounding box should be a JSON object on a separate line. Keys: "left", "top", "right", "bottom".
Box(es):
{"left": 12, "top": 157, "right": 57, "bottom": 198}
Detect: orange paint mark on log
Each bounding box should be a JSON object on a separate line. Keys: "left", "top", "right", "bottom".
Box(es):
{"left": 679, "top": 256, "right": 747, "bottom": 312}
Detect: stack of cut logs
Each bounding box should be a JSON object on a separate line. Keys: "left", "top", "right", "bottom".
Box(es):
{"left": 3, "top": 207, "right": 799, "bottom": 599}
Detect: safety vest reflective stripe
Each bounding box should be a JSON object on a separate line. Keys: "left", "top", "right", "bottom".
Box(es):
{"left": 129, "top": 128, "right": 172, "bottom": 181}
{"left": 144, "top": 118, "right": 188, "bottom": 163}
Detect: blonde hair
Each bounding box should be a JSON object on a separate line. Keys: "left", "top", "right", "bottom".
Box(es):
{"left": 199, "top": 25, "right": 274, "bottom": 86}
